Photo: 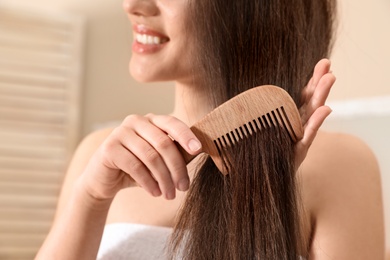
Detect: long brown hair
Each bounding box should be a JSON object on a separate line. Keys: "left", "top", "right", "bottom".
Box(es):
{"left": 169, "top": 0, "right": 336, "bottom": 259}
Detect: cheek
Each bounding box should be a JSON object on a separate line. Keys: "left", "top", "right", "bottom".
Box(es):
{"left": 165, "top": 47, "right": 193, "bottom": 80}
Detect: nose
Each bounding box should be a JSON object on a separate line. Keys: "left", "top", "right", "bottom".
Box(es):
{"left": 123, "top": 0, "right": 159, "bottom": 17}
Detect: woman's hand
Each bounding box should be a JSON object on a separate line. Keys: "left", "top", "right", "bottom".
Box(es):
{"left": 295, "top": 59, "right": 336, "bottom": 168}
{"left": 81, "top": 114, "right": 202, "bottom": 201}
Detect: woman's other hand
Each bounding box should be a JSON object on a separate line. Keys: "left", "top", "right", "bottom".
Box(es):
{"left": 81, "top": 114, "right": 202, "bottom": 201}
{"left": 295, "top": 59, "right": 336, "bottom": 168}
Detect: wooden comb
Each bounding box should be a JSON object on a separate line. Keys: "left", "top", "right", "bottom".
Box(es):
{"left": 178, "top": 85, "right": 303, "bottom": 174}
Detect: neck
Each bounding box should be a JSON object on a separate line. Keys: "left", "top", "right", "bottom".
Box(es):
{"left": 171, "top": 81, "right": 213, "bottom": 127}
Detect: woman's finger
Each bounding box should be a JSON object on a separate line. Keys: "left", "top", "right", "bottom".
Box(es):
{"left": 301, "top": 72, "right": 335, "bottom": 124}
{"left": 120, "top": 118, "right": 178, "bottom": 200}
{"left": 305, "top": 59, "right": 331, "bottom": 102}
{"left": 300, "top": 59, "right": 331, "bottom": 108}
{"left": 145, "top": 114, "right": 200, "bottom": 192}
{"left": 295, "top": 106, "right": 332, "bottom": 167}
{"left": 99, "top": 133, "right": 162, "bottom": 197}
{"left": 128, "top": 116, "right": 192, "bottom": 194}
{"left": 146, "top": 114, "right": 202, "bottom": 155}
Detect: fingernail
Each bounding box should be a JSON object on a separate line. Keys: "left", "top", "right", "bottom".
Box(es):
{"left": 166, "top": 190, "right": 175, "bottom": 200}
{"left": 152, "top": 188, "right": 162, "bottom": 197}
{"left": 188, "top": 139, "right": 201, "bottom": 152}
{"left": 178, "top": 179, "right": 189, "bottom": 191}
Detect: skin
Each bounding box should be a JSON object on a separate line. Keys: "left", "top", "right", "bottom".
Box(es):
{"left": 36, "top": 0, "right": 385, "bottom": 259}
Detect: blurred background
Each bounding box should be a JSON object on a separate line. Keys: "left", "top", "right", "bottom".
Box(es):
{"left": 0, "top": 0, "right": 389, "bottom": 259}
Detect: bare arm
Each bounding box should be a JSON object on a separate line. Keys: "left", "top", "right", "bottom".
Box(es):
{"left": 305, "top": 133, "right": 385, "bottom": 259}
{"left": 298, "top": 59, "right": 384, "bottom": 258}
{"left": 35, "top": 130, "right": 113, "bottom": 260}
{"left": 36, "top": 116, "right": 202, "bottom": 259}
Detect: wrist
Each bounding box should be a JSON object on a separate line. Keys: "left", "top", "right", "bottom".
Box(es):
{"left": 74, "top": 177, "right": 114, "bottom": 212}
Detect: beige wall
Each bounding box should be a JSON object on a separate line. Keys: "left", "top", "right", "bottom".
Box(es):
{"left": 2, "top": 0, "right": 389, "bottom": 137}
{"left": 1, "top": 0, "right": 175, "bottom": 138}
{"left": 331, "top": 0, "right": 390, "bottom": 100}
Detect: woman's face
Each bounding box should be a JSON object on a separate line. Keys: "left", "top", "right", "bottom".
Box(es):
{"left": 123, "top": 0, "right": 194, "bottom": 83}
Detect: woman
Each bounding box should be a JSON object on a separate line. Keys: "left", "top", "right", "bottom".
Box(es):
{"left": 36, "top": 0, "right": 385, "bottom": 259}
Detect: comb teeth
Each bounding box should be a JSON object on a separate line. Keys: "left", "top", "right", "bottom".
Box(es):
{"left": 213, "top": 106, "right": 298, "bottom": 153}
{"left": 178, "top": 85, "right": 304, "bottom": 175}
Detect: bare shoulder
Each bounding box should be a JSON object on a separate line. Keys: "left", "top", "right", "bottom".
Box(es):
{"left": 301, "top": 131, "right": 381, "bottom": 200}
{"left": 301, "top": 130, "right": 381, "bottom": 181}
{"left": 66, "top": 127, "right": 115, "bottom": 179}
{"left": 300, "top": 131, "right": 384, "bottom": 259}
{"left": 75, "top": 128, "right": 115, "bottom": 160}
{"left": 54, "top": 127, "right": 115, "bottom": 218}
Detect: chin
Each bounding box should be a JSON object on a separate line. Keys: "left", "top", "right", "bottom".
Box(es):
{"left": 130, "top": 66, "right": 178, "bottom": 84}
{"left": 130, "top": 73, "right": 155, "bottom": 83}
{"left": 129, "top": 63, "right": 159, "bottom": 83}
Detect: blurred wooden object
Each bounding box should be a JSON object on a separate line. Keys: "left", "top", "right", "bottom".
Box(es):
{"left": 0, "top": 4, "right": 84, "bottom": 259}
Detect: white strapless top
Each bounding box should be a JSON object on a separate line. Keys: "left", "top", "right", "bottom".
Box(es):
{"left": 97, "top": 223, "right": 172, "bottom": 260}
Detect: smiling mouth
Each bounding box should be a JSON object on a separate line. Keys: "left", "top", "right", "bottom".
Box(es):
{"left": 135, "top": 33, "right": 169, "bottom": 45}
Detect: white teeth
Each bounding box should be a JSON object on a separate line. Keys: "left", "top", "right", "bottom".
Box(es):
{"left": 153, "top": 36, "right": 160, "bottom": 44}
{"left": 135, "top": 33, "right": 165, "bottom": 45}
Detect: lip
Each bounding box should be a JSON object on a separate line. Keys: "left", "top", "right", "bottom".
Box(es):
{"left": 132, "top": 24, "right": 169, "bottom": 54}
{"left": 133, "top": 24, "right": 168, "bottom": 38}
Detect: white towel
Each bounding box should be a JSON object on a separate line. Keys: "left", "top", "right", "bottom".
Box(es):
{"left": 97, "top": 223, "right": 307, "bottom": 259}
{"left": 97, "top": 223, "right": 172, "bottom": 260}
